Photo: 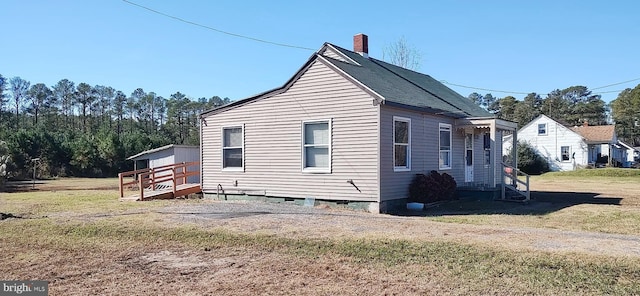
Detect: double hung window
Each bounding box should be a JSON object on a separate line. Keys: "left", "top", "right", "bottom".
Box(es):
{"left": 393, "top": 117, "right": 411, "bottom": 171}
{"left": 439, "top": 123, "right": 452, "bottom": 170}
{"left": 303, "top": 120, "right": 331, "bottom": 173}
{"left": 222, "top": 126, "right": 243, "bottom": 170}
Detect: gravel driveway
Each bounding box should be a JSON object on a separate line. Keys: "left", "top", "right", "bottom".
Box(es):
{"left": 157, "top": 199, "right": 640, "bottom": 258}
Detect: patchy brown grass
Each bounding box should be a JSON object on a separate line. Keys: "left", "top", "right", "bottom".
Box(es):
{"left": 426, "top": 175, "right": 640, "bottom": 235}
{"left": 2, "top": 177, "right": 640, "bottom": 295}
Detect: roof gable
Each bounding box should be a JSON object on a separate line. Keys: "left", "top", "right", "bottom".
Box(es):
{"left": 517, "top": 114, "right": 583, "bottom": 136}
{"left": 201, "top": 41, "right": 494, "bottom": 119}
{"left": 318, "top": 43, "right": 359, "bottom": 65}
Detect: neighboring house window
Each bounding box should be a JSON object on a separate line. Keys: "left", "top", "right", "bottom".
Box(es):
{"left": 538, "top": 123, "right": 547, "bottom": 135}
{"left": 393, "top": 117, "right": 411, "bottom": 171}
{"left": 222, "top": 126, "right": 243, "bottom": 170}
{"left": 561, "top": 146, "right": 571, "bottom": 161}
{"left": 439, "top": 123, "right": 452, "bottom": 170}
{"left": 303, "top": 120, "right": 331, "bottom": 173}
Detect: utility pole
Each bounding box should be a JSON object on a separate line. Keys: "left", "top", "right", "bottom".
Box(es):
{"left": 31, "top": 158, "right": 40, "bottom": 190}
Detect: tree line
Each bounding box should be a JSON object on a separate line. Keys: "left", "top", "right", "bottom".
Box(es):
{"left": 468, "top": 85, "right": 608, "bottom": 127}
{"left": 468, "top": 84, "right": 640, "bottom": 146}
{"left": 0, "top": 74, "right": 230, "bottom": 180}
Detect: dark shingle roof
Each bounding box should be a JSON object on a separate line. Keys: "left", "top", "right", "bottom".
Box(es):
{"left": 201, "top": 42, "right": 494, "bottom": 119}
{"left": 326, "top": 44, "right": 492, "bottom": 118}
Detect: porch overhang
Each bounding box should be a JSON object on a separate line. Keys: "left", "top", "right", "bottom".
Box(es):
{"left": 454, "top": 117, "right": 518, "bottom": 132}
{"left": 454, "top": 117, "right": 518, "bottom": 189}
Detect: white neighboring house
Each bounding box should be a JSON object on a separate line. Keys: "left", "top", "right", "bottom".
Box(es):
{"left": 504, "top": 114, "right": 625, "bottom": 171}
{"left": 616, "top": 141, "right": 637, "bottom": 167}
{"left": 127, "top": 144, "right": 200, "bottom": 183}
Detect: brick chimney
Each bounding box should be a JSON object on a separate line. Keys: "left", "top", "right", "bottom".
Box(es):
{"left": 583, "top": 121, "right": 589, "bottom": 127}
{"left": 354, "top": 33, "right": 368, "bottom": 57}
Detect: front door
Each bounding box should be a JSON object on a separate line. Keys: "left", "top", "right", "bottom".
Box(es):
{"left": 465, "top": 133, "right": 473, "bottom": 183}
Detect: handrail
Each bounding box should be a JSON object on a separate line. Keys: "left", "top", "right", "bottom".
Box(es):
{"left": 500, "top": 161, "right": 530, "bottom": 202}
{"left": 119, "top": 161, "right": 200, "bottom": 199}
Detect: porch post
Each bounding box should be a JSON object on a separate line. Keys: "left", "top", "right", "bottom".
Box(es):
{"left": 490, "top": 121, "right": 497, "bottom": 188}
{"left": 512, "top": 129, "right": 518, "bottom": 187}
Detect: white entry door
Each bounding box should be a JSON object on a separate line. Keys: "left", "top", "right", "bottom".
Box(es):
{"left": 465, "top": 133, "right": 474, "bottom": 183}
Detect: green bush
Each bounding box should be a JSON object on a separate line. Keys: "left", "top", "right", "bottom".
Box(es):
{"left": 507, "top": 142, "right": 550, "bottom": 175}
{"left": 409, "top": 170, "right": 457, "bottom": 203}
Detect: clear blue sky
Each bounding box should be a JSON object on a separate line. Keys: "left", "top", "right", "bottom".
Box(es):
{"left": 2, "top": 0, "right": 639, "bottom": 104}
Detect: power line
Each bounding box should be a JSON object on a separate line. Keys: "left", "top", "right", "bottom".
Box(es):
{"left": 591, "top": 77, "right": 640, "bottom": 90}
{"left": 440, "top": 81, "right": 533, "bottom": 95}
{"left": 441, "top": 78, "right": 638, "bottom": 97}
{"left": 121, "top": 0, "right": 315, "bottom": 51}
{"left": 122, "top": 0, "right": 639, "bottom": 97}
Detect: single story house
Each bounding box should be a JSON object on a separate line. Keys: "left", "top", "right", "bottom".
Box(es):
{"left": 199, "top": 34, "right": 518, "bottom": 213}
{"left": 616, "top": 140, "right": 637, "bottom": 167}
{"left": 127, "top": 144, "right": 200, "bottom": 183}
{"left": 503, "top": 114, "right": 626, "bottom": 170}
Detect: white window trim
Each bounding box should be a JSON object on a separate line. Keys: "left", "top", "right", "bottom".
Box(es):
{"left": 439, "top": 123, "right": 452, "bottom": 170}
{"left": 301, "top": 119, "right": 332, "bottom": 174}
{"left": 393, "top": 116, "right": 411, "bottom": 172}
{"left": 222, "top": 125, "right": 244, "bottom": 172}
{"left": 538, "top": 123, "right": 547, "bottom": 135}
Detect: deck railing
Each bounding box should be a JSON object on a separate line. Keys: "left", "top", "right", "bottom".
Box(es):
{"left": 501, "top": 161, "right": 530, "bottom": 202}
{"left": 118, "top": 161, "right": 200, "bottom": 200}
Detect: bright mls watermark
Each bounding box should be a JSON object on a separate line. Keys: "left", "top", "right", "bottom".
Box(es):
{"left": 0, "top": 281, "right": 48, "bottom": 296}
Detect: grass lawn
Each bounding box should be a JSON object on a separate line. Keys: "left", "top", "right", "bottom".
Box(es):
{"left": 2, "top": 175, "right": 640, "bottom": 295}
{"left": 425, "top": 170, "right": 640, "bottom": 235}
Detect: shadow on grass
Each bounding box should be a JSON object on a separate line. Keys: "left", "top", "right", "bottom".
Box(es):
{"left": 396, "top": 191, "right": 623, "bottom": 217}
{"left": 1, "top": 180, "right": 45, "bottom": 193}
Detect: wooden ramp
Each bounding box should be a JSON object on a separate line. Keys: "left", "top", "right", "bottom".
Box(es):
{"left": 118, "top": 162, "right": 201, "bottom": 201}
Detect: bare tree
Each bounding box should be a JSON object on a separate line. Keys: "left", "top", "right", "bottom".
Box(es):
{"left": 26, "top": 83, "right": 53, "bottom": 126}
{"left": 9, "top": 77, "right": 30, "bottom": 129}
{"left": 382, "top": 36, "right": 422, "bottom": 71}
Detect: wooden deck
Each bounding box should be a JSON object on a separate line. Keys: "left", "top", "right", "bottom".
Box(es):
{"left": 118, "top": 162, "right": 201, "bottom": 201}
{"left": 120, "top": 183, "right": 201, "bottom": 201}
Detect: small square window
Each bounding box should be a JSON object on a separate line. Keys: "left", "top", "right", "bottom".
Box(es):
{"left": 538, "top": 123, "right": 547, "bottom": 135}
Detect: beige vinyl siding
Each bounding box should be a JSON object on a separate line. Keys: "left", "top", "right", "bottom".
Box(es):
{"left": 494, "top": 131, "right": 503, "bottom": 185}
{"left": 379, "top": 106, "right": 465, "bottom": 202}
{"left": 470, "top": 130, "right": 489, "bottom": 186}
{"left": 201, "top": 60, "right": 379, "bottom": 202}
{"left": 469, "top": 130, "right": 502, "bottom": 186}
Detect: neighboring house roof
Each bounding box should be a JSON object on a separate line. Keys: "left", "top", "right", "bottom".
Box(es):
{"left": 569, "top": 125, "right": 615, "bottom": 144}
{"left": 201, "top": 42, "right": 492, "bottom": 119}
{"left": 127, "top": 144, "right": 199, "bottom": 161}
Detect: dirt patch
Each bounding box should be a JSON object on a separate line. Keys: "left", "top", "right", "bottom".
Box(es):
{"left": 159, "top": 200, "right": 640, "bottom": 258}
